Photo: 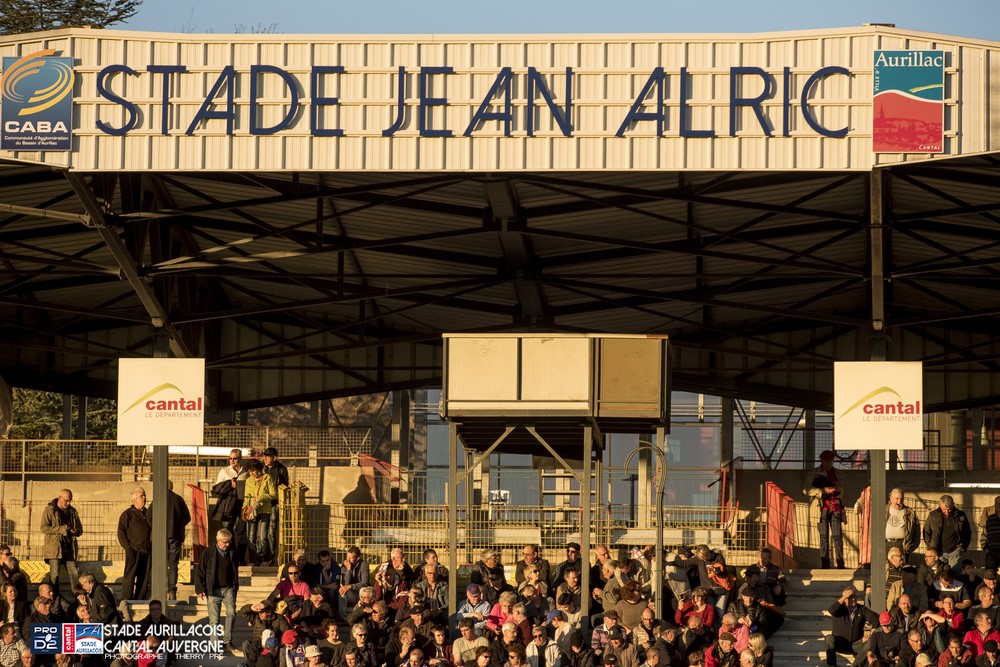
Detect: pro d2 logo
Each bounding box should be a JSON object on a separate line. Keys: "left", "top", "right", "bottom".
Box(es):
{"left": 1, "top": 49, "right": 74, "bottom": 151}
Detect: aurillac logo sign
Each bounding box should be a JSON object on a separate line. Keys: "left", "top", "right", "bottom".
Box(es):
{"left": 834, "top": 362, "right": 923, "bottom": 451}
{"left": 1, "top": 49, "right": 74, "bottom": 151}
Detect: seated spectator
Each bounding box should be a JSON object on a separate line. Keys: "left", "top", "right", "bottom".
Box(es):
{"left": 519, "top": 565, "right": 550, "bottom": 601}
{"left": 549, "top": 610, "right": 573, "bottom": 655}
{"left": 136, "top": 599, "right": 173, "bottom": 641}
{"left": 556, "top": 570, "right": 583, "bottom": 610}
{"left": 747, "top": 633, "right": 773, "bottom": 667}
{"left": 339, "top": 548, "right": 370, "bottom": 621}
{"left": 556, "top": 592, "right": 583, "bottom": 632}
{"left": 238, "top": 601, "right": 290, "bottom": 667}
{"left": 592, "top": 611, "right": 620, "bottom": 657}
{"left": 676, "top": 589, "right": 717, "bottom": 634}
{"left": 970, "top": 587, "right": 1000, "bottom": 633}
{"left": 717, "top": 614, "right": 749, "bottom": 654}
{"left": 457, "top": 584, "right": 492, "bottom": 636}
{"left": 0, "top": 623, "right": 26, "bottom": 667}
{"left": 395, "top": 590, "right": 427, "bottom": 625}
{"left": 305, "top": 645, "right": 328, "bottom": 667}
{"left": 385, "top": 624, "right": 426, "bottom": 667}
{"left": 869, "top": 612, "right": 904, "bottom": 663}
{"left": 566, "top": 631, "right": 599, "bottom": 667}
{"left": 489, "top": 622, "right": 522, "bottom": 667}
{"left": 375, "top": 549, "right": 414, "bottom": 607}
{"left": 410, "top": 604, "right": 438, "bottom": 642}
{"left": 516, "top": 545, "right": 552, "bottom": 591}
{"left": 472, "top": 551, "right": 507, "bottom": 591}
{"left": 886, "top": 548, "right": 907, "bottom": 591}
{"left": 484, "top": 572, "right": 516, "bottom": 607}
{"left": 363, "top": 600, "right": 392, "bottom": 648}
{"left": 270, "top": 564, "right": 311, "bottom": 602}
{"left": 603, "top": 627, "right": 637, "bottom": 667}
{"left": 316, "top": 550, "right": 341, "bottom": 606}
{"left": 487, "top": 592, "right": 519, "bottom": 637}
{"left": 423, "top": 549, "right": 449, "bottom": 581}
{"left": 79, "top": 573, "right": 118, "bottom": 624}
{"left": 890, "top": 594, "right": 922, "bottom": 636}
{"left": 526, "top": 625, "right": 562, "bottom": 667}
{"left": 414, "top": 564, "right": 448, "bottom": 624}
{"left": 754, "top": 549, "right": 787, "bottom": 607}
{"left": 917, "top": 613, "right": 948, "bottom": 661}
{"left": 317, "top": 619, "right": 345, "bottom": 667}
{"left": 504, "top": 644, "right": 527, "bottom": 667}
{"left": 963, "top": 613, "right": 1000, "bottom": 657}
{"left": 302, "top": 587, "right": 336, "bottom": 628}
{"left": 21, "top": 597, "right": 53, "bottom": 645}
{"left": 727, "top": 585, "right": 766, "bottom": 638}
{"left": 454, "top": 618, "right": 490, "bottom": 667}
{"left": 426, "top": 625, "right": 451, "bottom": 667}
{"left": 279, "top": 550, "right": 317, "bottom": 585}
{"left": 601, "top": 561, "right": 624, "bottom": 617}
{"left": 917, "top": 550, "right": 945, "bottom": 590}
{"left": 933, "top": 567, "right": 972, "bottom": 611}
{"left": 472, "top": 646, "right": 496, "bottom": 667}
{"left": 678, "top": 616, "right": 710, "bottom": 659}
{"left": 553, "top": 544, "right": 584, "bottom": 591}
{"left": 347, "top": 587, "right": 377, "bottom": 625}
{"left": 519, "top": 584, "right": 550, "bottom": 624}
{"left": 958, "top": 561, "right": 984, "bottom": 597}
{"left": 0, "top": 550, "right": 27, "bottom": 603}
{"left": 631, "top": 608, "right": 661, "bottom": 656}
{"left": 0, "top": 586, "right": 26, "bottom": 631}
{"left": 653, "top": 625, "right": 684, "bottom": 667}
{"left": 510, "top": 604, "right": 532, "bottom": 647}
{"left": 348, "top": 623, "right": 380, "bottom": 667}
{"left": 890, "top": 566, "right": 930, "bottom": 614}
{"left": 932, "top": 594, "right": 966, "bottom": 633}
{"left": 978, "top": 640, "right": 1000, "bottom": 667}
{"left": 938, "top": 636, "right": 972, "bottom": 666}
{"left": 704, "top": 632, "right": 736, "bottom": 667}
{"left": 898, "top": 629, "right": 935, "bottom": 667}
{"left": 977, "top": 572, "right": 999, "bottom": 602}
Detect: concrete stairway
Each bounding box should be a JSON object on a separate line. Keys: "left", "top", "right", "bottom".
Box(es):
{"left": 766, "top": 568, "right": 867, "bottom": 666}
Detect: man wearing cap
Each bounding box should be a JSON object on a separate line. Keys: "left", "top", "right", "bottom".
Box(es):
{"left": 868, "top": 611, "right": 904, "bottom": 663}
{"left": 553, "top": 544, "right": 583, "bottom": 590}
{"left": 526, "top": 624, "right": 562, "bottom": 667}
{"left": 652, "top": 624, "right": 683, "bottom": 667}
{"left": 592, "top": 610, "right": 621, "bottom": 656}
{"left": 457, "top": 583, "right": 492, "bottom": 636}
{"left": 978, "top": 572, "right": 1000, "bottom": 601}
{"left": 726, "top": 586, "right": 766, "bottom": 637}
{"left": 704, "top": 632, "right": 737, "bottom": 667}
{"left": 826, "top": 586, "right": 880, "bottom": 666}
{"left": 604, "top": 627, "right": 638, "bottom": 667}
{"left": 811, "top": 450, "right": 846, "bottom": 569}
{"left": 978, "top": 640, "right": 1000, "bottom": 667}
{"left": 924, "top": 495, "right": 972, "bottom": 568}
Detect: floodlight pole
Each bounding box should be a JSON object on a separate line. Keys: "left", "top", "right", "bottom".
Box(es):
{"left": 869, "top": 169, "right": 888, "bottom": 613}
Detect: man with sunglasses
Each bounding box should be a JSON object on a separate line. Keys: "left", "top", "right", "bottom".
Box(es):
{"left": 211, "top": 450, "right": 248, "bottom": 548}
{"left": 553, "top": 544, "right": 583, "bottom": 590}
{"left": 270, "top": 566, "right": 311, "bottom": 603}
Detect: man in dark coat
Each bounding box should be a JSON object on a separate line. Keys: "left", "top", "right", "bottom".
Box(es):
{"left": 826, "top": 587, "right": 879, "bottom": 666}
{"left": 39, "top": 489, "right": 82, "bottom": 597}
{"left": 166, "top": 480, "right": 191, "bottom": 602}
{"left": 923, "top": 495, "right": 972, "bottom": 569}
{"left": 79, "top": 572, "right": 119, "bottom": 624}
{"left": 194, "top": 528, "right": 240, "bottom": 653}
{"left": 117, "top": 487, "right": 151, "bottom": 601}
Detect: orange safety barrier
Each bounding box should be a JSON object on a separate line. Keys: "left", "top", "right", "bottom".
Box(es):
{"left": 190, "top": 484, "right": 209, "bottom": 563}
{"left": 765, "top": 481, "right": 797, "bottom": 570}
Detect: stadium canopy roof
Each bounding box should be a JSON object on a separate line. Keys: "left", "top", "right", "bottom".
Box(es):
{"left": 2, "top": 26, "right": 1000, "bottom": 413}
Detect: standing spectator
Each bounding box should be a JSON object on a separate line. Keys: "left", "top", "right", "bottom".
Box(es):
{"left": 339, "top": 547, "right": 370, "bottom": 620}
{"left": 261, "top": 447, "right": 289, "bottom": 566}
{"left": 886, "top": 489, "right": 921, "bottom": 562}
{"left": 811, "top": 450, "right": 846, "bottom": 570}
{"left": 165, "top": 481, "right": 191, "bottom": 602}
{"left": 117, "top": 487, "right": 151, "bottom": 601}
{"left": 243, "top": 459, "right": 277, "bottom": 566}
{"left": 193, "top": 528, "right": 239, "bottom": 653}
{"left": 211, "top": 450, "right": 247, "bottom": 544}
{"left": 982, "top": 498, "right": 1000, "bottom": 572}
{"left": 79, "top": 573, "right": 118, "bottom": 624}
{"left": 924, "top": 496, "right": 972, "bottom": 569}
{"left": 40, "top": 489, "right": 81, "bottom": 598}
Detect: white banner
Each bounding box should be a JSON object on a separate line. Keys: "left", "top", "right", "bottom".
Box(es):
{"left": 834, "top": 361, "right": 923, "bottom": 451}
{"left": 118, "top": 358, "right": 205, "bottom": 446}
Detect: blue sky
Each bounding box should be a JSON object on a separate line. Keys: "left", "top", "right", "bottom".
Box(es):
{"left": 120, "top": 0, "right": 999, "bottom": 41}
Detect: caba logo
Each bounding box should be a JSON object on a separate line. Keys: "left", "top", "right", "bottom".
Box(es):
{"left": 839, "top": 386, "right": 921, "bottom": 418}
{"left": 1, "top": 48, "right": 74, "bottom": 150}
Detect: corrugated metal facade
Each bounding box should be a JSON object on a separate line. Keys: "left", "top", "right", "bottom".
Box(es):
{"left": 1, "top": 26, "right": 997, "bottom": 172}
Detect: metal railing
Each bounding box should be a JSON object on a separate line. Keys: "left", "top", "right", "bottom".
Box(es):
{"left": 738, "top": 428, "right": 954, "bottom": 469}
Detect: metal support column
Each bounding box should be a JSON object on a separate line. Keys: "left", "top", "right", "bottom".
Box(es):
{"left": 869, "top": 169, "right": 889, "bottom": 612}
{"left": 151, "top": 334, "right": 169, "bottom": 605}
{"left": 654, "top": 425, "right": 667, "bottom": 623}
{"left": 447, "top": 422, "right": 459, "bottom": 636}
{"left": 804, "top": 410, "right": 816, "bottom": 466}
{"left": 391, "top": 390, "right": 410, "bottom": 505}
{"left": 580, "top": 426, "right": 593, "bottom": 635}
